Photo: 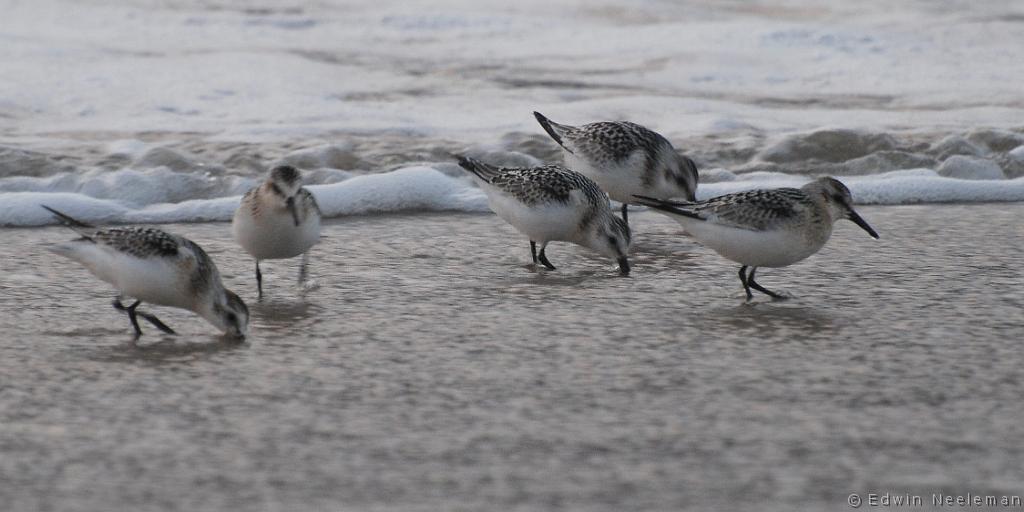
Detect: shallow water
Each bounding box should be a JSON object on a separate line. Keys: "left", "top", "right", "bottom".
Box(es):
{"left": 4, "top": 1, "right": 1024, "bottom": 229}
{"left": 1, "top": 204, "right": 1023, "bottom": 511}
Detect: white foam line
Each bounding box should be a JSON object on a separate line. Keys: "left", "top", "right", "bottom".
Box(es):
{"left": 5, "top": 167, "right": 490, "bottom": 226}
{"left": 6, "top": 168, "right": 1023, "bottom": 227}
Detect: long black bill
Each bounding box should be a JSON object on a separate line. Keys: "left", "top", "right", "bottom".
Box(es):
{"left": 618, "top": 257, "right": 631, "bottom": 276}
{"left": 286, "top": 197, "right": 300, "bottom": 226}
{"left": 848, "top": 210, "right": 879, "bottom": 239}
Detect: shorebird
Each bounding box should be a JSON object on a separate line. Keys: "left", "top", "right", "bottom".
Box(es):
{"left": 533, "top": 111, "right": 698, "bottom": 226}
{"left": 43, "top": 206, "right": 249, "bottom": 339}
{"left": 633, "top": 177, "right": 879, "bottom": 300}
{"left": 232, "top": 165, "right": 321, "bottom": 299}
{"left": 456, "top": 155, "right": 632, "bottom": 275}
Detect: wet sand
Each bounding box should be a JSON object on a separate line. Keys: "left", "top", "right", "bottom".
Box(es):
{"left": 1, "top": 204, "right": 1023, "bottom": 511}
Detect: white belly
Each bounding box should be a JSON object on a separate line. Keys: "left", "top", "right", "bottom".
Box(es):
{"left": 678, "top": 219, "right": 829, "bottom": 268}
{"left": 114, "top": 254, "right": 196, "bottom": 308}
{"left": 485, "top": 191, "right": 584, "bottom": 244}
{"left": 565, "top": 149, "right": 690, "bottom": 205}
{"left": 233, "top": 208, "right": 321, "bottom": 260}
{"left": 52, "top": 242, "right": 196, "bottom": 309}
{"left": 565, "top": 151, "right": 642, "bottom": 205}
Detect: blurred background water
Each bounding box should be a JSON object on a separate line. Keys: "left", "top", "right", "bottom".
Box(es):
{"left": 2, "top": 0, "right": 1024, "bottom": 226}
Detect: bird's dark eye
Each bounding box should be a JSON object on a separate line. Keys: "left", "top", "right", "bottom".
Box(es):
{"left": 608, "top": 236, "right": 617, "bottom": 246}
{"left": 227, "top": 313, "right": 237, "bottom": 325}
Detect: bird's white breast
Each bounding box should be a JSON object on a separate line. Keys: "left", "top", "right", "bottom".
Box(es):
{"left": 233, "top": 203, "right": 321, "bottom": 260}
{"left": 564, "top": 150, "right": 646, "bottom": 205}
{"left": 676, "top": 217, "right": 831, "bottom": 268}
{"left": 51, "top": 241, "right": 196, "bottom": 309}
{"left": 484, "top": 188, "right": 586, "bottom": 244}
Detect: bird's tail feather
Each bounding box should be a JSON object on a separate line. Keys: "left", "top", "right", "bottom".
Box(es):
{"left": 533, "top": 111, "right": 575, "bottom": 152}
{"left": 455, "top": 155, "right": 504, "bottom": 183}
{"left": 41, "top": 205, "right": 96, "bottom": 239}
{"left": 632, "top": 195, "right": 703, "bottom": 220}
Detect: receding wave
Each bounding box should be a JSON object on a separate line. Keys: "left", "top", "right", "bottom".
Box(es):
{"left": 3, "top": 127, "right": 1024, "bottom": 227}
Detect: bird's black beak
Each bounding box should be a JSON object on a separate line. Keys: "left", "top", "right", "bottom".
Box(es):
{"left": 286, "top": 197, "right": 300, "bottom": 226}
{"left": 618, "top": 257, "right": 631, "bottom": 276}
{"left": 848, "top": 209, "right": 879, "bottom": 239}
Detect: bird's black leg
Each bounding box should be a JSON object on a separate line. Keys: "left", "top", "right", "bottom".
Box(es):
{"left": 135, "top": 311, "right": 176, "bottom": 334}
{"left": 537, "top": 244, "right": 556, "bottom": 271}
{"left": 739, "top": 266, "right": 753, "bottom": 301}
{"left": 298, "top": 252, "right": 309, "bottom": 285}
{"left": 256, "top": 260, "right": 263, "bottom": 300}
{"left": 530, "top": 241, "right": 539, "bottom": 265}
{"left": 113, "top": 298, "right": 143, "bottom": 339}
{"left": 747, "top": 267, "right": 786, "bottom": 300}
{"left": 113, "top": 298, "right": 177, "bottom": 337}
{"left": 621, "top": 203, "right": 629, "bottom": 226}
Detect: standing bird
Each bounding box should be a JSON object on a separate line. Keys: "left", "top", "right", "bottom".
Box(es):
{"left": 533, "top": 111, "right": 698, "bottom": 226}
{"left": 232, "top": 165, "right": 321, "bottom": 299}
{"left": 42, "top": 206, "right": 249, "bottom": 339}
{"left": 633, "top": 177, "right": 879, "bottom": 300}
{"left": 456, "top": 155, "right": 632, "bottom": 275}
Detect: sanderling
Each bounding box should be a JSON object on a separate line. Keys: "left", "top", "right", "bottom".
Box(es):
{"left": 232, "top": 165, "right": 322, "bottom": 299}
{"left": 457, "top": 155, "right": 631, "bottom": 275}
{"left": 634, "top": 177, "right": 879, "bottom": 300}
{"left": 42, "top": 206, "right": 249, "bottom": 339}
{"left": 533, "top": 111, "right": 698, "bottom": 226}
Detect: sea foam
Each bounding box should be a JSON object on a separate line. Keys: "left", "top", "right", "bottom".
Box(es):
{"left": 2, "top": 166, "right": 489, "bottom": 227}
{"left": 4, "top": 160, "right": 1023, "bottom": 227}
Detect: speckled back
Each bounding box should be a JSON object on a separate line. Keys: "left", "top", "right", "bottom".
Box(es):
{"left": 690, "top": 188, "right": 816, "bottom": 231}
{"left": 569, "top": 121, "right": 671, "bottom": 163}
{"left": 485, "top": 165, "right": 609, "bottom": 208}
{"left": 92, "top": 227, "right": 181, "bottom": 258}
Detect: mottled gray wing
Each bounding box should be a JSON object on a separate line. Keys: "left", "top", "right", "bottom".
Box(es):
{"left": 92, "top": 227, "right": 219, "bottom": 295}
{"left": 298, "top": 188, "right": 321, "bottom": 217}
{"left": 670, "top": 154, "right": 699, "bottom": 190}
{"left": 488, "top": 165, "right": 608, "bottom": 207}
{"left": 570, "top": 121, "right": 671, "bottom": 163}
{"left": 178, "top": 237, "right": 220, "bottom": 295}
{"left": 687, "top": 188, "right": 810, "bottom": 231}
{"left": 93, "top": 227, "right": 181, "bottom": 258}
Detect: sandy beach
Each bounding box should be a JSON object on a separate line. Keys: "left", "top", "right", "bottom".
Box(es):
{"left": 1, "top": 204, "right": 1022, "bottom": 511}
